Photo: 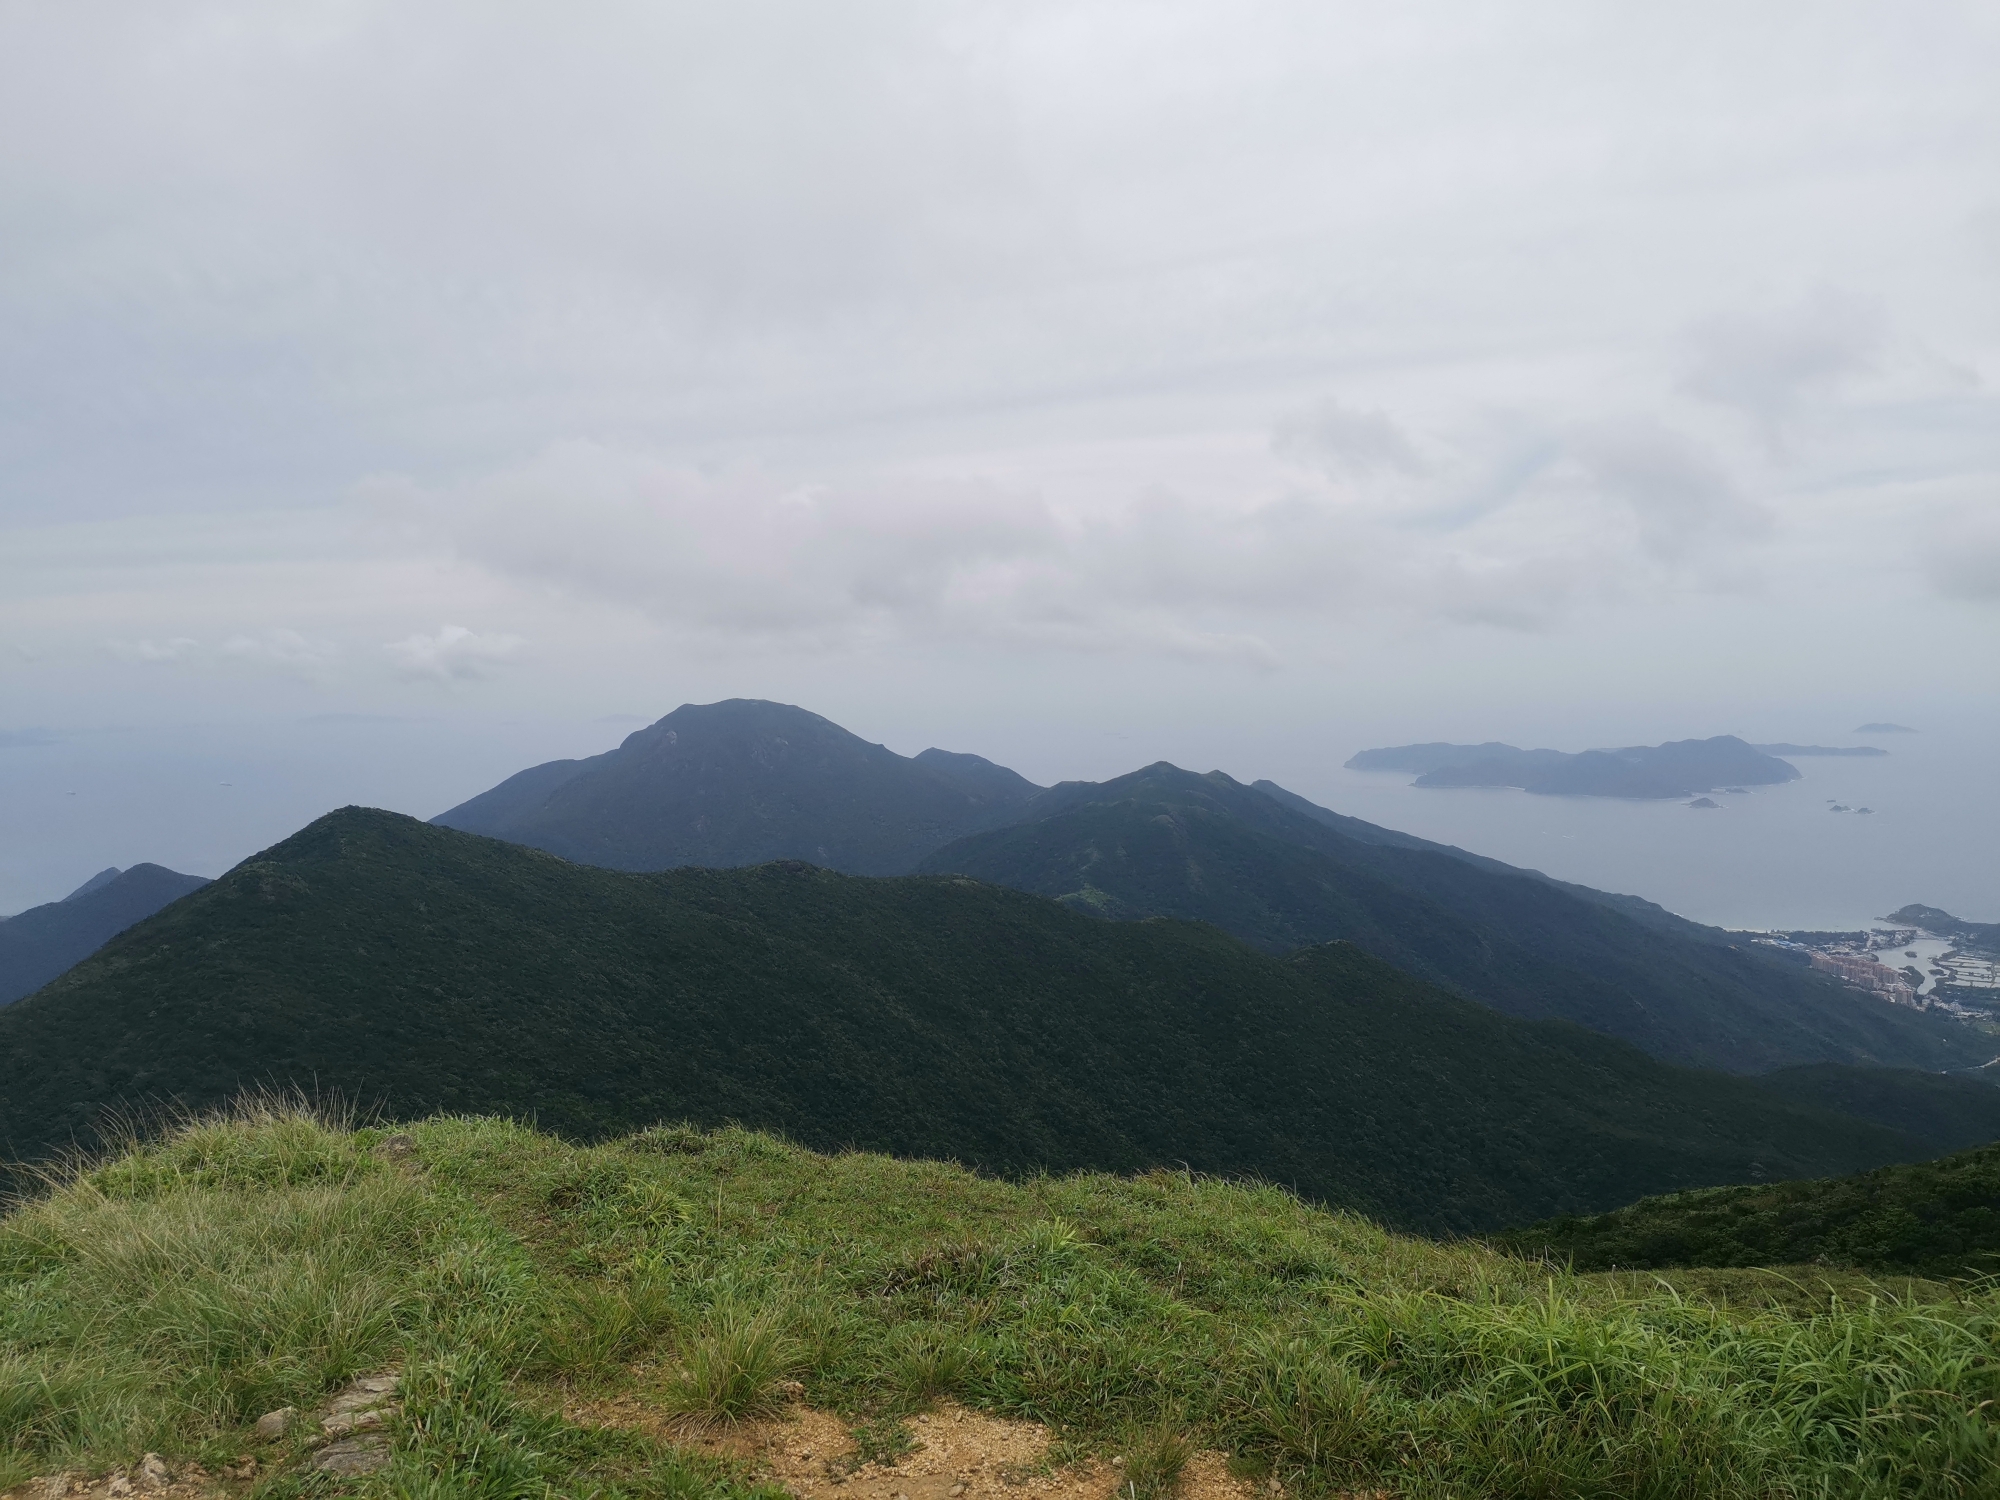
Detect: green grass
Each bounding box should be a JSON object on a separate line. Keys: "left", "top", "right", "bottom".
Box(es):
{"left": 4, "top": 1104, "right": 1999, "bottom": 1499}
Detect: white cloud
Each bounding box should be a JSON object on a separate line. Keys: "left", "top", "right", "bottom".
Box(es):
{"left": 221, "top": 628, "right": 338, "bottom": 672}
{"left": 385, "top": 624, "right": 525, "bottom": 682}
{"left": 109, "top": 637, "right": 199, "bottom": 663}
{"left": 1272, "top": 399, "right": 1427, "bottom": 478}
{"left": 1678, "top": 291, "right": 1885, "bottom": 435}
{"left": 1925, "top": 504, "right": 2000, "bottom": 603}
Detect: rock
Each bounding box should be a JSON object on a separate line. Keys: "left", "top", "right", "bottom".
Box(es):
{"left": 136, "top": 1453, "right": 171, "bottom": 1489}
{"left": 224, "top": 1457, "right": 259, "bottom": 1480}
{"left": 255, "top": 1406, "right": 297, "bottom": 1441}
{"left": 314, "top": 1433, "right": 391, "bottom": 1475}
{"left": 375, "top": 1133, "right": 415, "bottom": 1156}
{"left": 105, "top": 1478, "right": 132, "bottom": 1498}
{"left": 33, "top": 1477, "right": 72, "bottom": 1500}
{"left": 355, "top": 1374, "right": 402, "bottom": 1394}
{"left": 950, "top": 1486, "right": 967, "bottom": 1496}
{"left": 777, "top": 1379, "right": 806, "bottom": 1400}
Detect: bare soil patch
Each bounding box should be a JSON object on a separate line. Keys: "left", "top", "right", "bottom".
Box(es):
{"left": 561, "top": 1396, "right": 1263, "bottom": 1500}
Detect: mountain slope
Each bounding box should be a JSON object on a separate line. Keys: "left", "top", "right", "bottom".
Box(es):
{"left": 0, "top": 808, "right": 1947, "bottom": 1233}
{"left": 919, "top": 765, "right": 1983, "bottom": 1074}
{"left": 433, "top": 699, "right": 1042, "bottom": 875}
{"left": 1503, "top": 1142, "right": 2000, "bottom": 1278}
{"left": 0, "top": 863, "right": 210, "bottom": 1005}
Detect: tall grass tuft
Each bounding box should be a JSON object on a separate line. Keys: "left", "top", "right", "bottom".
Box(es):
{"left": 663, "top": 1304, "right": 799, "bottom": 1428}
{"left": 1118, "top": 1422, "right": 1194, "bottom": 1500}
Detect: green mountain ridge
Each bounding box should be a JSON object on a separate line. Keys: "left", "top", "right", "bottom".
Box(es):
{"left": 1504, "top": 1140, "right": 2000, "bottom": 1279}
{"left": 0, "top": 807, "right": 1959, "bottom": 1234}
{"left": 920, "top": 763, "right": 1983, "bottom": 1074}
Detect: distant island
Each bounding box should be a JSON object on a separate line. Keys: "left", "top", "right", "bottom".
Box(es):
{"left": 1753, "top": 743, "right": 1887, "bottom": 758}
{"left": 1346, "top": 735, "right": 1802, "bottom": 799}
{"left": 1856, "top": 722, "right": 1916, "bottom": 734}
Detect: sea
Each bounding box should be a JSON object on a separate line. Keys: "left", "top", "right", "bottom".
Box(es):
{"left": 1302, "top": 730, "right": 1999, "bottom": 935}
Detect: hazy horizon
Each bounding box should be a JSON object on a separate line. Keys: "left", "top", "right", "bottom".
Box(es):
{"left": 3, "top": 5, "right": 1995, "bottom": 918}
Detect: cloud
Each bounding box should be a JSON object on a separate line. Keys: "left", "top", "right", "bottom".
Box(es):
{"left": 1272, "top": 399, "right": 1427, "bottom": 478}
{"left": 109, "top": 637, "right": 198, "bottom": 663}
{"left": 221, "top": 629, "right": 338, "bottom": 671}
{"left": 1679, "top": 291, "right": 1884, "bottom": 433}
{"left": 1567, "top": 420, "right": 1769, "bottom": 563}
{"left": 1925, "top": 506, "right": 2000, "bottom": 603}
{"left": 385, "top": 625, "right": 525, "bottom": 681}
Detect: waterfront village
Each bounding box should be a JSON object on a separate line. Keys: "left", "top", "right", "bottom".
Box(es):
{"left": 1746, "top": 925, "right": 2000, "bottom": 1018}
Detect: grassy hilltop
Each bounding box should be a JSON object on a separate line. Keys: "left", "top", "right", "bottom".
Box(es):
{"left": 2, "top": 1107, "right": 1996, "bottom": 1500}
{"left": 0, "top": 808, "right": 1955, "bottom": 1234}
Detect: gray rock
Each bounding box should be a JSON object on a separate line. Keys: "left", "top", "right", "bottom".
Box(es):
{"left": 254, "top": 1406, "right": 297, "bottom": 1441}
{"left": 136, "top": 1453, "right": 171, "bottom": 1489}
{"left": 313, "top": 1433, "right": 391, "bottom": 1475}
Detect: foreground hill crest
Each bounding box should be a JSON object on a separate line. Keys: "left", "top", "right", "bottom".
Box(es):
{"left": 0, "top": 805, "right": 1959, "bottom": 1234}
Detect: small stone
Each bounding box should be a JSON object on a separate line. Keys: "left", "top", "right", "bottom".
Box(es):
{"left": 1266, "top": 1483, "right": 1283, "bottom": 1496}
{"left": 33, "top": 1477, "right": 70, "bottom": 1500}
{"left": 106, "top": 1478, "right": 132, "bottom": 1498}
{"left": 375, "top": 1133, "right": 415, "bottom": 1156}
{"left": 136, "top": 1453, "right": 171, "bottom": 1489}
{"left": 314, "top": 1433, "right": 391, "bottom": 1476}
{"left": 355, "top": 1374, "right": 402, "bottom": 1394}
{"left": 226, "top": 1457, "right": 259, "bottom": 1480}
{"left": 255, "top": 1406, "right": 297, "bottom": 1441}
{"left": 777, "top": 1379, "right": 806, "bottom": 1400}
{"left": 951, "top": 1486, "right": 967, "bottom": 1496}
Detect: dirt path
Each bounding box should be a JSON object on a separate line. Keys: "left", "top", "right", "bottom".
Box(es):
{"left": 562, "top": 1396, "right": 1261, "bottom": 1500}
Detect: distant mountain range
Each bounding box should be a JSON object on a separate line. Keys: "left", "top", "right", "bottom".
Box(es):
{"left": 916, "top": 764, "right": 1980, "bottom": 1074}
{"left": 434, "top": 698, "right": 1041, "bottom": 874}
{"left": 0, "top": 864, "right": 209, "bottom": 1005}
{"left": 1346, "top": 735, "right": 1803, "bottom": 798}
{"left": 424, "top": 702, "right": 1978, "bottom": 1075}
{"left": 0, "top": 808, "right": 1970, "bottom": 1234}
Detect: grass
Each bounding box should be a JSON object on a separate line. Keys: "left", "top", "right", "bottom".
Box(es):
{"left": 1, "top": 1103, "right": 1996, "bottom": 1499}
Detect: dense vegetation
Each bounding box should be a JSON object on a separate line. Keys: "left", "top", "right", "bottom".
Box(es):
{"left": 1750, "top": 1063, "right": 2000, "bottom": 1152}
{"left": 1504, "top": 1141, "right": 2000, "bottom": 1280}
{"left": 0, "top": 809, "right": 1958, "bottom": 1234}
{"left": 3, "top": 1107, "right": 1996, "bottom": 1499}
{"left": 434, "top": 698, "right": 1040, "bottom": 875}
{"left": 921, "top": 764, "right": 1984, "bottom": 1073}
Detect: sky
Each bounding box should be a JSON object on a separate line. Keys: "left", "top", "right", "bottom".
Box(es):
{"left": 3, "top": 2, "right": 1998, "bottom": 911}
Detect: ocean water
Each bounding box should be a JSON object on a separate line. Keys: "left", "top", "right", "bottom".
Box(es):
{"left": 1299, "top": 731, "right": 1999, "bottom": 933}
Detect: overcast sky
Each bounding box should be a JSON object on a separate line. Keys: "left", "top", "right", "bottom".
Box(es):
{"left": 3, "top": 2, "right": 1998, "bottom": 908}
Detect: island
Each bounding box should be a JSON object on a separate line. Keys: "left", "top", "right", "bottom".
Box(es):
{"left": 1345, "top": 735, "right": 1801, "bottom": 799}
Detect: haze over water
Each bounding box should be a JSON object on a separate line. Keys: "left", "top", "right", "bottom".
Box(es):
{"left": 1316, "top": 729, "right": 1998, "bottom": 933}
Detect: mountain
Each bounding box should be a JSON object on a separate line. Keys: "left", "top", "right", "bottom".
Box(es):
{"left": 919, "top": 764, "right": 1985, "bottom": 1074}
{"left": 1502, "top": 1141, "right": 2000, "bottom": 1279}
{"left": 0, "top": 863, "right": 210, "bottom": 1005}
{"left": 0, "top": 808, "right": 1954, "bottom": 1234}
{"left": 1748, "top": 1063, "right": 2000, "bottom": 1151}
{"left": 433, "top": 699, "right": 1042, "bottom": 875}
{"left": 1348, "top": 735, "right": 1800, "bottom": 798}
